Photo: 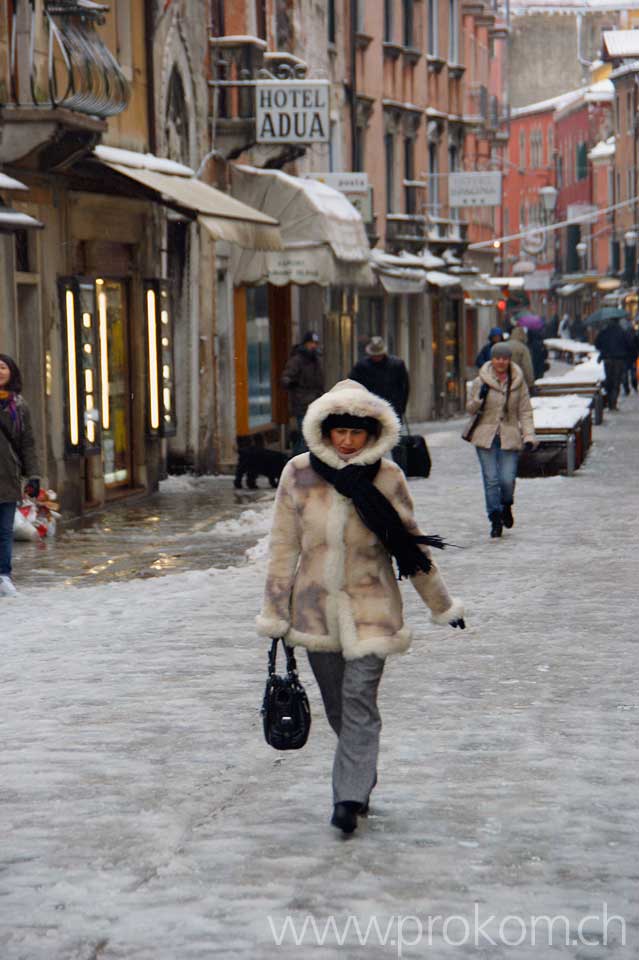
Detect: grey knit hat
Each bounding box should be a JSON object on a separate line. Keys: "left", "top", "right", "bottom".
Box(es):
{"left": 491, "top": 341, "right": 513, "bottom": 358}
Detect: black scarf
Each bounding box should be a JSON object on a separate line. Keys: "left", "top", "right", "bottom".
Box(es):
{"left": 309, "top": 453, "right": 446, "bottom": 579}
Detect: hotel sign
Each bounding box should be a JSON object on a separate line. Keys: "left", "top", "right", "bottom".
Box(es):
{"left": 449, "top": 171, "right": 502, "bottom": 207}
{"left": 256, "top": 81, "right": 330, "bottom": 144}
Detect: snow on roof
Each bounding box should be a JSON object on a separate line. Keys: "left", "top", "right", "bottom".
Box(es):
{"left": 585, "top": 78, "right": 615, "bottom": 102}
{"left": 603, "top": 29, "right": 639, "bottom": 60}
{"left": 511, "top": 87, "right": 586, "bottom": 118}
{"left": 589, "top": 136, "right": 615, "bottom": 160}
{"left": 512, "top": 0, "right": 639, "bottom": 12}
{"left": 94, "top": 145, "right": 194, "bottom": 177}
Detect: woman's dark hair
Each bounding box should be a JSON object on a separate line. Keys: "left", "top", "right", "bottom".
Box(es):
{"left": 0, "top": 354, "right": 22, "bottom": 393}
{"left": 321, "top": 412, "right": 381, "bottom": 439}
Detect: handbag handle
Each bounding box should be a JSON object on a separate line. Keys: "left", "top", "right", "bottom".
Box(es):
{"left": 268, "top": 637, "right": 300, "bottom": 679}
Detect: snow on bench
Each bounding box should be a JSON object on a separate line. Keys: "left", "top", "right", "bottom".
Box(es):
{"left": 544, "top": 338, "right": 597, "bottom": 362}
{"left": 531, "top": 394, "right": 593, "bottom": 431}
{"left": 538, "top": 356, "right": 604, "bottom": 389}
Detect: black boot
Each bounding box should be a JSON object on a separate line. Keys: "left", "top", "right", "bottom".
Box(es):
{"left": 331, "top": 802, "right": 360, "bottom": 834}
{"left": 489, "top": 511, "right": 503, "bottom": 538}
{"left": 502, "top": 503, "right": 514, "bottom": 529}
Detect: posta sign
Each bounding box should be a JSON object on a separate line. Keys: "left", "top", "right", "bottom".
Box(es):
{"left": 256, "top": 81, "right": 330, "bottom": 144}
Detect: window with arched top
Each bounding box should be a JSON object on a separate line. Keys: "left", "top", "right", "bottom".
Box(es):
{"left": 165, "top": 67, "right": 191, "bottom": 164}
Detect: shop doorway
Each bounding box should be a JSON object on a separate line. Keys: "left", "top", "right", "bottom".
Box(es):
{"left": 96, "top": 279, "right": 133, "bottom": 491}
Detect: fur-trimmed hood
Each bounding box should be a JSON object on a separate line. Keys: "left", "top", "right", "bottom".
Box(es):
{"left": 302, "top": 379, "right": 400, "bottom": 469}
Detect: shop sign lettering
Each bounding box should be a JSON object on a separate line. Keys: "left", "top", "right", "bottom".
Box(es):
{"left": 256, "top": 81, "right": 330, "bottom": 144}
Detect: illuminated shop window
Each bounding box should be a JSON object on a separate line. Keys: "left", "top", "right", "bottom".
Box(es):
{"left": 143, "top": 279, "right": 177, "bottom": 437}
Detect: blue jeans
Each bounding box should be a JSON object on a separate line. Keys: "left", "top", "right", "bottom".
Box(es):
{"left": 475, "top": 437, "right": 519, "bottom": 518}
{"left": 0, "top": 502, "right": 16, "bottom": 576}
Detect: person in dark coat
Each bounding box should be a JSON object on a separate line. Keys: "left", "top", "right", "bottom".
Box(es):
{"left": 622, "top": 324, "right": 638, "bottom": 395}
{"left": 527, "top": 328, "right": 549, "bottom": 381}
{"left": 0, "top": 354, "right": 40, "bottom": 597}
{"left": 545, "top": 313, "right": 560, "bottom": 338}
{"left": 281, "top": 331, "right": 325, "bottom": 454}
{"left": 348, "top": 337, "right": 410, "bottom": 417}
{"left": 475, "top": 327, "right": 504, "bottom": 368}
{"left": 595, "top": 317, "right": 631, "bottom": 411}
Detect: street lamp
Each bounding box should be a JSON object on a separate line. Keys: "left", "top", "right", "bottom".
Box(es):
{"left": 539, "top": 185, "right": 558, "bottom": 216}
{"left": 538, "top": 185, "right": 559, "bottom": 273}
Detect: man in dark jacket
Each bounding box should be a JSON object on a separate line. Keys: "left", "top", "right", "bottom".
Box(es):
{"left": 348, "top": 336, "right": 410, "bottom": 417}
{"left": 475, "top": 327, "right": 504, "bottom": 368}
{"left": 622, "top": 324, "right": 638, "bottom": 395}
{"left": 281, "top": 331, "right": 324, "bottom": 452}
{"left": 595, "top": 317, "right": 631, "bottom": 411}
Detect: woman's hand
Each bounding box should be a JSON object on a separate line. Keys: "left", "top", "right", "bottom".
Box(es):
{"left": 450, "top": 617, "right": 466, "bottom": 630}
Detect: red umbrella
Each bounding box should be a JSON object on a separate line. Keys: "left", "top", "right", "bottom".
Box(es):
{"left": 516, "top": 313, "right": 545, "bottom": 331}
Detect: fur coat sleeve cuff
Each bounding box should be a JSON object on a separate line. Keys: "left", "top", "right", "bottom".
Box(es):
{"left": 256, "top": 614, "right": 290, "bottom": 638}
{"left": 431, "top": 598, "right": 465, "bottom": 626}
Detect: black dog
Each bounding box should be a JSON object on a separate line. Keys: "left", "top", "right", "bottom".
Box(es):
{"left": 234, "top": 447, "right": 288, "bottom": 489}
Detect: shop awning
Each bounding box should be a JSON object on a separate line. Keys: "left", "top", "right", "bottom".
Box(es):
{"left": 426, "top": 270, "right": 461, "bottom": 288}
{"left": 0, "top": 172, "right": 28, "bottom": 191}
{"left": 92, "top": 146, "right": 283, "bottom": 251}
{"left": 229, "top": 164, "right": 373, "bottom": 287}
{"left": 486, "top": 277, "right": 525, "bottom": 289}
{"left": 459, "top": 275, "right": 502, "bottom": 300}
{"left": 556, "top": 283, "right": 585, "bottom": 297}
{"left": 0, "top": 208, "right": 44, "bottom": 232}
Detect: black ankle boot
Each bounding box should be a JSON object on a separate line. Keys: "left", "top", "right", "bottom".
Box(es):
{"left": 502, "top": 504, "right": 514, "bottom": 528}
{"left": 489, "top": 511, "right": 503, "bottom": 538}
{"left": 331, "top": 802, "right": 360, "bottom": 834}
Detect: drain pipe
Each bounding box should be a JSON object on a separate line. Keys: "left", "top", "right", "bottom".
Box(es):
{"left": 350, "top": 0, "right": 358, "bottom": 170}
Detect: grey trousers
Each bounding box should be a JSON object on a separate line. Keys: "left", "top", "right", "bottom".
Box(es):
{"left": 307, "top": 650, "right": 385, "bottom": 805}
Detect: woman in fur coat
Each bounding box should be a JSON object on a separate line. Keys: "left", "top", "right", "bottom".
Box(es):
{"left": 465, "top": 342, "right": 536, "bottom": 539}
{"left": 257, "top": 380, "right": 464, "bottom": 834}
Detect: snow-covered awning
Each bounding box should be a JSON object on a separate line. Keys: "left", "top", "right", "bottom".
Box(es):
{"left": 0, "top": 208, "right": 43, "bottom": 232}
{"left": 426, "top": 271, "right": 461, "bottom": 288}
{"left": 92, "top": 146, "right": 283, "bottom": 251}
{"left": 556, "top": 283, "right": 585, "bottom": 297}
{"left": 229, "top": 164, "right": 373, "bottom": 287}
{"left": 0, "top": 172, "right": 28, "bottom": 191}
{"left": 486, "top": 277, "right": 525, "bottom": 290}
{"left": 459, "top": 275, "right": 502, "bottom": 299}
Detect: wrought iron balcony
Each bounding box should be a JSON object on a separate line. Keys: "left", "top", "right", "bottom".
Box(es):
{"left": 208, "top": 35, "right": 310, "bottom": 163}
{"left": 7, "top": 0, "right": 130, "bottom": 117}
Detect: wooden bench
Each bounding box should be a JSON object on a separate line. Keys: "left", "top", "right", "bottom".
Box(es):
{"left": 535, "top": 358, "right": 605, "bottom": 425}
{"left": 543, "top": 338, "right": 597, "bottom": 365}
{"left": 519, "top": 395, "right": 593, "bottom": 476}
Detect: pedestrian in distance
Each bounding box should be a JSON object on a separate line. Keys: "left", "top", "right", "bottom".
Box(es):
{"left": 621, "top": 323, "right": 638, "bottom": 395}
{"left": 475, "top": 327, "right": 504, "bottom": 368}
{"left": 348, "top": 336, "right": 410, "bottom": 418}
{"left": 464, "top": 343, "right": 537, "bottom": 539}
{"left": 508, "top": 326, "right": 535, "bottom": 389}
{"left": 281, "top": 331, "right": 324, "bottom": 454}
{"left": 594, "top": 316, "right": 631, "bottom": 411}
{"left": 0, "top": 354, "right": 40, "bottom": 597}
{"left": 558, "top": 313, "right": 572, "bottom": 339}
{"left": 527, "top": 326, "right": 549, "bottom": 382}
{"left": 257, "top": 380, "right": 464, "bottom": 835}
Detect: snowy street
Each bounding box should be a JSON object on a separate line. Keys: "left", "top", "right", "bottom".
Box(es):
{"left": 2, "top": 398, "right": 638, "bottom": 960}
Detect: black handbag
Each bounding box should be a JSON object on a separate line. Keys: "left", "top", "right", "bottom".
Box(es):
{"left": 262, "top": 638, "right": 311, "bottom": 750}
{"left": 392, "top": 420, "right": 431, "bottom": 478}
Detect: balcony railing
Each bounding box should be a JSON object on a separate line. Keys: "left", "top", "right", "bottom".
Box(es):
{"left": 8, "top": 0, "right": 130, "bottom": 118}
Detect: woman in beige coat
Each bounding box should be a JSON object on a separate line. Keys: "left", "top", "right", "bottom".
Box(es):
{"left": 257, "top": 380, "right": 464, "bottom": 834}
{"left": 465, "top": 342, "right": 536, "bottom": 538}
